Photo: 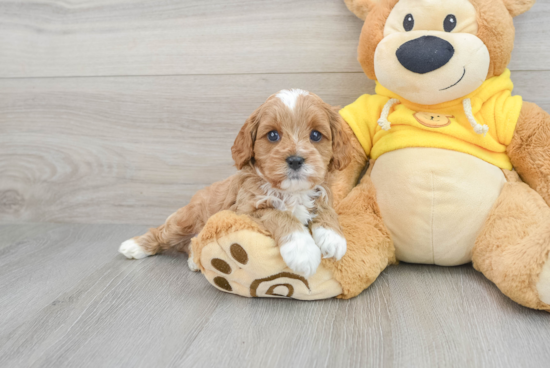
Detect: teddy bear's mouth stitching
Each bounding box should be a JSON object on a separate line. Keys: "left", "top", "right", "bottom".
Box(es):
{"left": 440, "top": 67, "right": 466, "bottom": 91}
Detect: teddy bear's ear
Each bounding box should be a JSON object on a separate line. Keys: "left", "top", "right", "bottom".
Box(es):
{"left": 501, "top": 0, "right": 536, "bottom": 17}
{"left": 344, "top": 0, "right": 374, "bottom": 20}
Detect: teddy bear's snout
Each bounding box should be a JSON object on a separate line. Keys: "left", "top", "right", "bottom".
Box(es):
{"left": 396, "top": 35, "right": 455, "bottom": 74}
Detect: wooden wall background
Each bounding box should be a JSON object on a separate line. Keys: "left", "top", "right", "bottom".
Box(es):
{"left": 1, "top": 0, "right": 549, "bottom": 225}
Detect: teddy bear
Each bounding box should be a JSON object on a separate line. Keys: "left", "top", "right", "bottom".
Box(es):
{"left": 190, "top": 0, "right": 550, "bottom": 311}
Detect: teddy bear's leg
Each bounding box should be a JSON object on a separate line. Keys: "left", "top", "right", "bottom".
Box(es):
{"left": 191, "top": 211, "right": 344, "bottom": 300}
{"left": 193, "top": 174, "right": 395, "bottom": 300}
{"left": 472, "top": 170, "right": 550, "bottom": 311}
{"left": 321, "top": 174, "right": 397, "bottom": 299}
{"left": 508, "top": 101, "right": 550, "bottom": 206}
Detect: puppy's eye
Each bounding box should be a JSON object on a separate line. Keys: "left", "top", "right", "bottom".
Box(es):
{"left": 310, "top": 130, "right": 322, "bottom": 142}
{"left": 267, "top": 130, "right": 280, "bottom": 142}
{"left": 444, "top": 14, "right": 457, "bottom": 32}
{"left": 403, "top": 14, "right": 414, "bottom": 32}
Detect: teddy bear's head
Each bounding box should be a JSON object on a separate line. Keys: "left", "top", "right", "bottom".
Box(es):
{"left": 344, "top": 0, "right": 535, "bottom": 105}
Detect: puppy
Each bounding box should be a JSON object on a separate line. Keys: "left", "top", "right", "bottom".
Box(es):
{"left": 119, "top": 89, "right": 351, "bottom": 278}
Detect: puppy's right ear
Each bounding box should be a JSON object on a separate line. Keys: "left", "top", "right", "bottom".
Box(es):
{"left": 231, "top": 108, "right": 260, "bottom": 170}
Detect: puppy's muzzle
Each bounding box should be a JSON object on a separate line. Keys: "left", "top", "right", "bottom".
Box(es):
{"left": 286, "top": 156, "right": 304, "bottom": 171}
{"left": 396, "top": 35, "right": 455, "bottom": 74}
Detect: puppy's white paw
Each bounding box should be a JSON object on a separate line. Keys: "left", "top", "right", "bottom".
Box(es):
{"left": 187, "top": 251, "right": 200, "bottom": 272}
{"left": 312, "top": 227, "right": 347, "bottom": 261}
{"left": 119, "top": 239, "right": 151, "bottom": 260}
{"left": 279, "top": 229, "right": 321, "bottom": 279}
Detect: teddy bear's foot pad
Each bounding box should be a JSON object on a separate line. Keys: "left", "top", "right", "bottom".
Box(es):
{"left": 193, "top": 211, "right": 342, "bottom": 300}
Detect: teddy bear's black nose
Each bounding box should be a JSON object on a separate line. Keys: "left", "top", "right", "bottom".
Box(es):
{"left": 396, "top": 36, "right": 455, "bottom": 74}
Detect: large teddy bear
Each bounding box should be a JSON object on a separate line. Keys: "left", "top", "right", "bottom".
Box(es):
{"left": 191, "top": 0, "right": 550, "bottom": 310}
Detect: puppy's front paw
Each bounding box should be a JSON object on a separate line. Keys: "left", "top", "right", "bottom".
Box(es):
{"left": 119, "top": 239, "right": 151, "bottom": 260}
{"left": 312, "top": 227, "right": 347, "bottom": 260}
{"left": 279, "top": 229, "right": 321, "bottom": 279}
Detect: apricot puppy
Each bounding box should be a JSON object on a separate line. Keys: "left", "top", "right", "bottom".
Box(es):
{"left": 119, "top": 89, "right": 351, "bottom": 278}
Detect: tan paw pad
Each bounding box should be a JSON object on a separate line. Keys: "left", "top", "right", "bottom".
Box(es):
{"left": 198, "top": 229, "right": 342, "bottom": 300}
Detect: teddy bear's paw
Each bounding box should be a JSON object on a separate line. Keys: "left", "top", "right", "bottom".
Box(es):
{"left": 312, "top": 227, "right": 347, "bottom": 261}
{"left": 280, "top": 229, "right": 321, "bottom": 279}
{"left": 195, "top": 212, "right": 342, "bottom": 300}
{"left": 119, "top": 239, "right": 152, "bottom": 260}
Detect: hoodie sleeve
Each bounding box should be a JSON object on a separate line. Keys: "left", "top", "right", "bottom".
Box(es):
{"left": 339, "top": 94, "right": 389, "bottom": 157}
{"left": 492, "top": 90, "right": 523, "bottom": 146}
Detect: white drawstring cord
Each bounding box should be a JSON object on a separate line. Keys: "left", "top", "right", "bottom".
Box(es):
{"left": 377, "top": 98, "right": 400, "bottom": 131}
{"left": 377, "top": 97, "right": 488, "bottom": 136}
{"left": 463, "top": 98, "right": 489, "bottom": 136}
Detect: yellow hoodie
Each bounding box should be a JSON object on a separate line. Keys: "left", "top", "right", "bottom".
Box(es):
{"left": 339, "top": 69, "right": 522, "bottom": 170}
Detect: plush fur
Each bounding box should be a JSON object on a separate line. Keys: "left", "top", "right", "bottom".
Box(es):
{"left": 323, "top": 174, "right": 396, "bottom": 299}
{"left": 508, "top": 102, "right": 550, "bottom": 206}
{"left": 472, "top": 170, "right": 550, "bottom": 311}
{"left": 333, "top": 0, "right": 550, "bottom": 308}
{"left": 335, "top": 0, "right": 550, "bottom": 307}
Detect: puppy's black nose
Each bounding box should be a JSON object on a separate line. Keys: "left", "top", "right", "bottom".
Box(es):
{"left": 396, "top": 36, "right": 454, "bottom": 74}
{"left": 286, "top": 156, "right": 304, "bottom": 171}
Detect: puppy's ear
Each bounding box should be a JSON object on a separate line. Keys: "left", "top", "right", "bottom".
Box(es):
{"left": 327, "top": 106, "right": 352, "bottom": 171}
{"left": 231, "top": 108, "right": 260, "bottom": 170}
{"left": 500, "top": 0, "right": 535, "bottom": 17}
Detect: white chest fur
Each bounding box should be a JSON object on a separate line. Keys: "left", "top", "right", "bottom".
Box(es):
{"left": 256, "top": 183, "right": 326, "bottom": 225}
{"left": 371, "top": 148, "right": 506, "bottom": 266}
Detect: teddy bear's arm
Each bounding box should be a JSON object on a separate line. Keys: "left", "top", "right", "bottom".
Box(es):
{"left": 507, "top": 102, "right": 550, "bottom": 206}
{"left": 330, "top": 118, "right": 368, "bottom": 207}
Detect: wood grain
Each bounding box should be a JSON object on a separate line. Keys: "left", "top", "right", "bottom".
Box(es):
{"left": 1, "top": 71, "right": 549, "bottom": 225}
{"left": 0, "top": 0, "right": 548, "bottom": 78}
{"left": 1, "top": 1, "right": 549, "bottom": 367}
{"left": 1, "top": 224, "right": 549, "bottom": 368}
{"left": 0, "top": 72, "right": 374, "bottom": 225}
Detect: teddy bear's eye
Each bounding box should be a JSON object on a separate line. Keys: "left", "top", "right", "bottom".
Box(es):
{"left": 403, "top": 13, "right": 414, "bottom": 32}
{"left": 444, "top": 14, "right": 457, "bottom": 32}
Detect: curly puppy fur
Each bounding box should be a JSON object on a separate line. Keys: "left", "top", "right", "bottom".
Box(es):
{"left": 121, "top": 90, "right": 351, "bottom": 277}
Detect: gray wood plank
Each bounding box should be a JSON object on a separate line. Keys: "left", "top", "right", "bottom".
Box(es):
{"left": 0, "top": 224, "right": 549, "bottom": 368}
{"left": 0, "top": 224, "right": 224, "bottom": 368}
{"left": 0, "top": 223, "right": 147, "bottom": 333}
{"left": 0, "top": 0, "right": 547, "bottom": 78}
{"left": 0, "top": 0, "right": 363, "bottom": 78}
{"left": 1, "top": 71, "right": 549, "bottom": 225}
{"left": 0, "top": 72, "right": 375, "bottom": 225}
{"left": 179, "top": 266, "right": 550, "bottom": 368}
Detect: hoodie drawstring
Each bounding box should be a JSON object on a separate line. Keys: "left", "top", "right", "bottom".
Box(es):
{"left": 462, "top": 98, "right": 489, "bottom": 136}
{"left": 376, "top": 97, "right": 489, "bottom": 136}
{"left": 377, "top": 98, "right": 400, "bottom": 131}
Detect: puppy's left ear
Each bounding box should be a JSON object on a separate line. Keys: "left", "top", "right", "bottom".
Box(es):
{"left": 231, "top": 108, "right": 261, "bottom": 170}
{"left": 327, "top": 106, "right": 352, "bottom": 171}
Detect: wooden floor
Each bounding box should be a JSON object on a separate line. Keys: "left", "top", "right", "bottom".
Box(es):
{"left": 1, "top": 223, "right": 549, "bottom": 368}
{"left": 2, "top": 0, "right": 550, "bottom": 225}
{"left": 2, "top": 0, "right": 550, "bottom": 366}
